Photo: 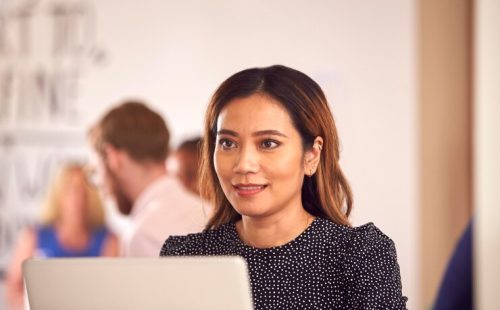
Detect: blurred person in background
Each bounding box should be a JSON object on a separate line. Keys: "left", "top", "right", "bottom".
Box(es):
{"left": 88, "top": 101, "right": 206, "bottom": 257}
{"left": 433, "top": 219, "right": 473, "bottom": 310}
{"left": 174, "top": 137, "right": 202, "bottom": 197}
{"left": 4, "top": 163, "right": 119, "bottom": 310}
{"left": 172, "top": 136, "right": 213, "bottom": 218}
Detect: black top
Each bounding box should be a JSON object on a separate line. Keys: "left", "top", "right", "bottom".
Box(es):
{"left": 160, "top": 217, "right": 408, "bottom": 310}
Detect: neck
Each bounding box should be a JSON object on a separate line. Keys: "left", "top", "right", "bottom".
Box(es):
{"left": 236, "top": 206, "right": 314, "bottom": 249}
{"left": 128, "top": 164, "right": 167, "bottom": 203}
{"left": 55, "top": 220, "right": 91, "bottom": 250}
{"left": 56, "top": 220, "right": 89, "bottom": 236}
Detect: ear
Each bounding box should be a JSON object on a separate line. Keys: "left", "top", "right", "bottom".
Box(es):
{"left": 102, "top": 144, "right": 122, "bottom": 171}
{"left": 303, "top": 136, "right": 324, "bottom": 176}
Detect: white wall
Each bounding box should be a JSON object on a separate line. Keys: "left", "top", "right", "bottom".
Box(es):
{"left": 475, "top": 0, "right": 500, "bottom": 309}
{"left": 0, "top": 1, "right": 418, "bottom": 308}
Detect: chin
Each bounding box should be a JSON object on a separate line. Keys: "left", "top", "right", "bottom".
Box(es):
{"left": 232, "top": 204, "right": 272, "bottom": 219}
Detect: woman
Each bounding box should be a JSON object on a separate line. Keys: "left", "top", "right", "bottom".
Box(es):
{"left": 5, "top": 163, "right": 119, "bottom": 309}
{"left": 160, "top": 65, "right": 407, "bottom": 309}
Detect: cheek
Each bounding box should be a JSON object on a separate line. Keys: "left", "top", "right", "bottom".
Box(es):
{"left": 264, "top": 152, "right": 304, "bottom": 181}
{"left": 61, "top": 193, "right": 87, "bottom": 215}
{"left": 103, "top": 166, "right": 119, "bottom": 193}
{"left": 214, "top": 151, "right": 232, "bottom": 181}
{"left": 104, "top": 174, "right": 114, "bottom": 191}
{"left": 73, "top": 191, "right": 87, "bottom": 205}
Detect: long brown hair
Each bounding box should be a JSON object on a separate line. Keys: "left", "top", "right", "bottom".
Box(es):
{"left": 201, "top": 65, "right": 353, "bottom": 229}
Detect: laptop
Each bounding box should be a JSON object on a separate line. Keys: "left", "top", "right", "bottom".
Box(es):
{"left": 23, "top": 256, "right": 254, "bottom": 310}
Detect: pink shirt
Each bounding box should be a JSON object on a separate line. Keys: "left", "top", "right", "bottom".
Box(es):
{"left": 122, "top": 176, "right": 207, "bottom": 257}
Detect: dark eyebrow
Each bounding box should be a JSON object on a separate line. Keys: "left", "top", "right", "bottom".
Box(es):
{"left": 217, "top": 129, "right": 238, "bottom": 137}
{"left": 252, "top": 130, "right": 288, "bottom": 138}
{"left": 217, "top": 129, "right": 288, "bottom": 138}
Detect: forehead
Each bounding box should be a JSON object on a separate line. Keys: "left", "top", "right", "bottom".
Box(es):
{"left": 66, "top": 170, "right": 86, "bottom": 183}
{"left": 217, "top": 94, "right": 296, "bottom": 133}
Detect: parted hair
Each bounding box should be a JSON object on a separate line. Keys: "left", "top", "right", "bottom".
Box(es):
{"left": 200, "top": 65, "right": 353, "bottom": 229}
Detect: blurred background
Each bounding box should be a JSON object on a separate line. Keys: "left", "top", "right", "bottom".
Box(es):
{"left": 0, "top": 0, "right": 498, "bottom": 309}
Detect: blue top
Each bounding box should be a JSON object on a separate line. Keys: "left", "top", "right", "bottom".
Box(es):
{"left": 36, "top": 226, "right": 109, "bottom": 257}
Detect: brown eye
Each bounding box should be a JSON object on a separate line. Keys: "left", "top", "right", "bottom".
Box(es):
{"left": 218, "top": 139, "right": 236, "bottom": 150}
{"left": 260, "top": 139, "right": 280, "bottom": 149}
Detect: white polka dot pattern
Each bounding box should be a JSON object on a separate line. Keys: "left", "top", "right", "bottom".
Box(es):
{"left": 160, "top": 217, "right": 408, "bottom": 309}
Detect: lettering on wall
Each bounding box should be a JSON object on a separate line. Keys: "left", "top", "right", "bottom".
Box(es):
{"left": 0, "top": 0, "right": 106, "bottom": 125}
{"left": 0, "top": 0, "right": 107, "bottom": 273}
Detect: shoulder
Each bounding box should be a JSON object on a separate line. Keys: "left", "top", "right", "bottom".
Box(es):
{"left": 312, "top": 218, "right": 391, "bottom": 246}
{"left": 338, "top": 222, "right": 407, "bottom": 308}
{"left": 33, "top": 225, "right": 52, "bottom": 235}
{"left": 100, "top": 232, "right": 120, "bottom": 257}
{"left": 160, "top": 223, "right": 233, "bottom": 256}
{"left": 17, "top": 226, "right": 38, "bottom": 247}
{"left": 134, "top": 177, "right": 203, "bottom": 218}
{"left": 92, "top": 226, "right": 109, "bottom": 236}
{"left": 159, "top": 234, "right": 204, "bottom": 256}
{"left": 338, "top": 222, "right": 401, "bottom": 275}
{"left": 137, "top": 181, "right": 206, "bottom": 227}
{"left": 154, "top": 177, "right": 203, "bottom": 206}
{"left": 346, "top": 222, "right": 397, "bottom": 257}
{"left": 316, "top": 219, "right": 402, "bottom": 272}
{"left": 29, "top": 225, "right": 55, "bottom": 243}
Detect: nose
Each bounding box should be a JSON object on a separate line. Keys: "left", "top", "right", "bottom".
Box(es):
{"left": 233, "top": 145, "right": 260, "bottom": 175}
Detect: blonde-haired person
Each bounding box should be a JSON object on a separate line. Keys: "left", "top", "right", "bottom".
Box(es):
{"left": 161, "top": 65, "right": 408, "bottom": 309}
{"left": 5, "top": 163, "right": 119, "bottom": 310}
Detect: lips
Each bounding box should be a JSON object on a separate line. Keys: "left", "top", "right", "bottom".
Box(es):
{"left": 233, "top": 184, "right": 268, "bottom": 196}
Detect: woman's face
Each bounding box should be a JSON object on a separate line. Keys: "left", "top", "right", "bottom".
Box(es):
{"left": 214, "top": 94, "right": 309, "bottom": 220}
{"left": 59, "top": 171, "right": 89, "bottom": 225}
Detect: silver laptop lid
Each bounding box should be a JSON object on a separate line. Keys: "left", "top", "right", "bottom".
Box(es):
{"left": 23, "top": 257, "right": 254, "bottom": 310}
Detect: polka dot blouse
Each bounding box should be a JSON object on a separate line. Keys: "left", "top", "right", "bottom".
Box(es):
{"left": 160, "top": 217, "right": 408, "bottom": 309}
